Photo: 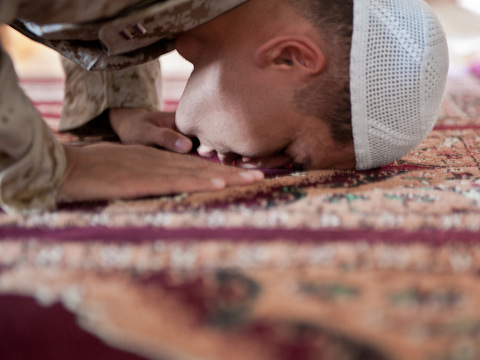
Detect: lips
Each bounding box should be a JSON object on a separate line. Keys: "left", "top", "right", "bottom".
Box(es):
{"left": 197, "top": 144, "right": 216, "bottom": 158}
{"left": 235, "top": 154, "right": 293, "bottom": 169}
{"left": 197, "top": 144, "right": 294, "bottom": 169}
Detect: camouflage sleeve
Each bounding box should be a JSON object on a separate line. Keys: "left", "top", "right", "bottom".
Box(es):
{"left": 59, "top": 57, "right": 162, "bottom": 136}
{"left": 0, "top": 47, "right": 66, "bottom": 214}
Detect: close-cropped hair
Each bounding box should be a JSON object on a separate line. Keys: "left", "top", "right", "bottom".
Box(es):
{"left": 287, "top": 0, "right": 354, "bottom": 144}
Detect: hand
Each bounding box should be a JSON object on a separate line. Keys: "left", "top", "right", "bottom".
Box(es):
{"left": 58, "top": 143, "right": 264, "bottom": 202}
{"left": 109, "top": 108, "right": 193, "bottom": 153}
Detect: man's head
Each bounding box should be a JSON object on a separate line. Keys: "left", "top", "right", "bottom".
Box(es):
{"left": 175, "top": 0, "right": 448, "bottom": 170}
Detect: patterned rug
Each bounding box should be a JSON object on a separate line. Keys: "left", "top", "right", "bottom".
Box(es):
{"left": 1, "top": 72, "right": 480, "bottom": 360}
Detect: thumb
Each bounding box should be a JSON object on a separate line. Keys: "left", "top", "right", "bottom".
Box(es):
{"left": 148, "top": 127, "right": 193, "bottom": 153}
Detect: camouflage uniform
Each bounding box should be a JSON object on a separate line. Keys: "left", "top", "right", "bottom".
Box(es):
{"left": 0, "top": 0, "right": 248, "bottom": 214}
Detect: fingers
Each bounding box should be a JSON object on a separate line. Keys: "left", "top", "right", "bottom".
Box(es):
{"left": 144, "top": 112, "right": 193, "bottom": 153}
{"left": 147, "top": 111, "right": 176, "bottom": 129}
{"left": 147, "top": 127, "right": 193, "bottom": 153}
{"left": 110, "top": 108, "right": 193, "bottom": 153}
{"left": 133, "top": 169, "right": 263, "bottom": 197}
{"left": 59, "top": 143, "right": 264, "bottom": 203}
{"left": 147, "top": 150, "right": 264, "bottom": 185}
{"left": 195, "top": 166, "right": 264, "bottom": 187}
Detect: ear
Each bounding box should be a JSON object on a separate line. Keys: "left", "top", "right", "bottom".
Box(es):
{"left": 254, "top": 36, "right": 326, "bottom": 77}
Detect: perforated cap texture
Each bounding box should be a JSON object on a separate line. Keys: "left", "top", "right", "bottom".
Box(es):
{"left": 350, "top": 0, "right": 449, "bottom": 170}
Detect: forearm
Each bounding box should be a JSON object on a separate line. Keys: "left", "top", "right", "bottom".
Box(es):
{"left": 0, "top": 48, "right": 66, "bottom": 214}
{"left": 59, "top": 57, "right": 163, "bottom": 136}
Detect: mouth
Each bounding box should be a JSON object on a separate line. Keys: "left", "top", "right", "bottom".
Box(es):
{"left": 235, "top": 155, "right": 295, "bottom": 170}
{"left": 201, "top": 150, "right": 296, "bottom": 170}
{"left": 201, "top": 150, "right": 242, "bottom": 167}
{"left": 196, "top": 143, "right": 217, "bottom": 159}
{"left": 195, "top": 141, "right": 298, "bottom": 170}
{"left": 196, "top": 142, "right": 240, "bottom": 165}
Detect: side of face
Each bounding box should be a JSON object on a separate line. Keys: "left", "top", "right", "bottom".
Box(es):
{"left": 174, "top": 7, "right": 356, "bottom": 171}
{"left": 175, "top": 39, "right": 303, "bottom": 167}
{"left": 175, "top": 55, "right": 355, "bottom": 170}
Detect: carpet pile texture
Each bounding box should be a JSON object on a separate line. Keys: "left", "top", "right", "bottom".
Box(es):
{"left": 1, "top": 73, "right": 480, "bottom": 360}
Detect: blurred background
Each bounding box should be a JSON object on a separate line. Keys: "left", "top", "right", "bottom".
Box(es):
{"left": 432, "top": 0, "right": 480, "bottom": 74}
{"left": 1, "top": 0, "right": 480, "bottom": 95}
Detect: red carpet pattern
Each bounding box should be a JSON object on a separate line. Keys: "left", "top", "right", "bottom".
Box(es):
{"left": 1, "top": 73, "right": 480, "bottom": 359}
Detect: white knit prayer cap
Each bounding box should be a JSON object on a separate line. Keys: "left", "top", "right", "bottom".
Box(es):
{"left": 350, "top": 0, "right": 449, "bottom": 170}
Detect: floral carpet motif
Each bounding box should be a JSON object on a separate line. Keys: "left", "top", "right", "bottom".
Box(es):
{"left": 1, "top": 73, "right": 480, "bottom": 360}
